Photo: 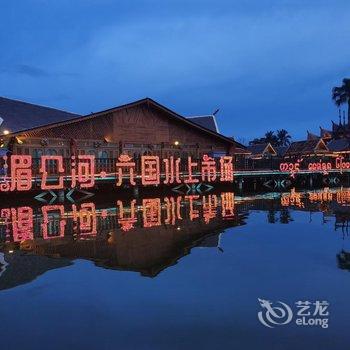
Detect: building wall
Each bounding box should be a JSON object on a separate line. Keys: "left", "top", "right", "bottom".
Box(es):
{"left": 15, "top": 103, "right": 231, "bottom": 157}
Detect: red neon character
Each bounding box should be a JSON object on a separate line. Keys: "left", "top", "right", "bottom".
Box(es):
{"left": 0, "top": 155, "right": 32, "bottom": 192}
{"left": 281, "top": 188, "right": 304, "bottom": 208}
{"left": 279, "top": 161, "right": 300, "bottom": 178}
{"left": 0, "top": 208, "right": 12, "bottom": 242}
{"left": 0, "top": 156, "right": 10, "bottom": 192}
{"left": 71, "top": 155, "right": 95, "bottom": 189}
{"left": 72, "top": 203, "right": 97, "bottom": 237}
{"left": 184, "top": 157, "right": 199, "bottom": 184}
{"left": 202, "top": 195, "right": 218, "bottom": 223}
{"left": 336, "top": 189, "right": 350, "bottom": 204}
{"left": 164, "top": 196, "right": 182, "bottom": 225}
{"left": 163, "top": 156, "right": 181, "bottom": 184}
{"left": 116, "top": 154, "right": 136, "bottom": 186}
{"left": 40, "top": 156, "right": 65, "bottom": 190}
{"left": 117, "top": 199, "right": 137, "bottom": 232}
{"left": 11, "top": 207, "right": 34, "bottom": 242}
{"left": 201, "top": 155, "right": 217, "bottom": 182}
{"left": 142, "top": 198, "right": 161, "bottom": 227}
{"left": 281, "top": 195, "right": 290, "bottom": 207}
{"left": 220, "top": 156, "right": 234, "bottom": 182}
{"left": 308, "top": 188, "right": 332, "bottom": 203}
{"left": 221, "top": 192, "right": 235, "bottom": 219}
{"left": 41, "top": 205, "right": 66, "bottom": 239}
{"left": 141, "top": 156, "right": 160, "bottom": 186}
{"left": 0, "top": 207, "right": 33, "bottom": 242}
{"left": 185, "top": 195, "right": 200, "bottom": 221}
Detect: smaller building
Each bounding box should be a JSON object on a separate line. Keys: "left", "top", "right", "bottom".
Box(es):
{"left": 246, "top": 143, "right": 277, "bottom": 160}
{"left": 284, "top": 139, "right": 329, "bottom": 158}
{"left": 327, "top": 138, "right": 350, "bottom": 156}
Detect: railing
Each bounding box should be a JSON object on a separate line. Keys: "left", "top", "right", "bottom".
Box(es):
{"left": 2, "top": 155, "right": 349, "bottom": 181}
{"left": 28, "top": 157, "right": 206, "bottom": 177}
{"left": 235, "top": 158, "right": 282, "bottom": 172}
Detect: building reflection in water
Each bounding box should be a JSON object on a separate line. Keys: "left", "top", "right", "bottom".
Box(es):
{"left": 0, "top": 192, "right": 247, "bottom": 289}
{"left": 3, "top": 188, "right": 350, "bottom": 290}
{"left": 279, "top": 187, "right": 350, "bottom": 272}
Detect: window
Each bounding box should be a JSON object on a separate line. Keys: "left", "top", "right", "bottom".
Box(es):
{"left": 98, "top": 150, "right": 108, "bottom": 159}
{"left": 47, "top": 149, "right": 57, "bottom": 156}
{"left": 33, "top": 149, "right": 43, "bottom": 158}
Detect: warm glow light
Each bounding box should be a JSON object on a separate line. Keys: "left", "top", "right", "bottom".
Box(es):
{"left": 0, "top": 154, "right": 236, "bottom": 193}
{"left": 3, "top": 130, "right": 10, "bottom": 135}
{"left": 0, "top": 193, "right": 237, "bottom": 240}
{"left": 174, "top": 141, "right": 179, "bottom": 146}
{"left": 141, "top": 156, "right": 160, "bottom": 186}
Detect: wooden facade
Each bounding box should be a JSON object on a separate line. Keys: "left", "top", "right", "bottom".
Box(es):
{"left": 4, "top": 98, "right": 240, "bottom": 160}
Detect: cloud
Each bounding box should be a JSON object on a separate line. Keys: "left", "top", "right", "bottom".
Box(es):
{"left": 0, "top": 64, "right": 79, "bottom": 79}
{"left": 15, "top": 64, "right": 49, "bottom": 77}
{"left": 1, "top": 1, "right": 350, "bottom": 139}
{"left": 82, "top": 6, "right": 349, "bottom": 85}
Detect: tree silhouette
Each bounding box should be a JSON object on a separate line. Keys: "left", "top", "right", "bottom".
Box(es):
{"left": 332, "top": 78, "right": 350, "bottom": 124}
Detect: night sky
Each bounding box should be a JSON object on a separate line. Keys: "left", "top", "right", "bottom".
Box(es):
{"left": 1, "top": 0, "right": 349, "bottom": 143}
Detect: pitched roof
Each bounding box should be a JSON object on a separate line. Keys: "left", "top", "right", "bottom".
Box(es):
{"left": 246, "top": 143, "right": 277, "bottom": 157}
{"left": 9, "top": 97, "right": 245, "bottom": 148}
{"left": 234, "top": 146, "right": 252, "bottom": 155}
{"left": 0, "top": 96, "right": 80, "bottom": 133}
{"left": 285, "top": 139, "right": 328, "bottom": 156}
{"left": 275, "top": 146, "right": 288, "bottom": 157}
{"left": 327, "top": 138, "right": 350, "bottom": 152}
{"left": 307, "top": 131, "right": 319, "bottom": 140}
{"left": 187, "top": 115, "right": 219, "bottom": 133}
{"left": 320, "top": 126, "right": 333, "bottom": 138}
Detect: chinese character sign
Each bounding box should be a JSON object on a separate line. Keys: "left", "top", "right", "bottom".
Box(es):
{"left": 0, "top": 154, "right": 234, "bottom": 192}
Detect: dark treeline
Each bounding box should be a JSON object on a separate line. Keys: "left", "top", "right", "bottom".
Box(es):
{"left": 249, "top": 129, "right": 292, "bottom": 147}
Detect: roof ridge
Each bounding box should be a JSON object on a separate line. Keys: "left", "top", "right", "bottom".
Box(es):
{"left": 8, "top": 97, "right": 244, "bottom": 148}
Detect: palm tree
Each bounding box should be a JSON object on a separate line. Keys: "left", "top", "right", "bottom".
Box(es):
{"left": 264, "top": 131, "right": 278, "bottom": 146}
{"left": 276, "top": 129, "right": 291, "bottom": 146}
{"left": 332, "top": 78, "right": 350, "bottom": 124}
{"left": 249, "top": 137, "right": 265, "bottom": 145}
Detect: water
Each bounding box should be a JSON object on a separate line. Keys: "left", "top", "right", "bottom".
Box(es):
{"left": 1, "top": 188, "right": 350, "bottom": 349}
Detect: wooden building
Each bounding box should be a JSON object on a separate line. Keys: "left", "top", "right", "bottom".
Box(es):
{"left": 2, "top": 98, "right": 243, "bottom": 161}
{"left": 284, "top": 139, "right": 329, "bottom": 159}
{"left": 246, "top": 143, "right": 277, "bottom": 160}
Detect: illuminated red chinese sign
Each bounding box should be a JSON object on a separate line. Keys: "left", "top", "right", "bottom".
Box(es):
{"left": 0, "top": 154, "right": 234, "bottom": 192}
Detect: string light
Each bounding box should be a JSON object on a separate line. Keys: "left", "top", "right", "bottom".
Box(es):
{"left": 0, "top": 154, "right": 238, "bottom": 193}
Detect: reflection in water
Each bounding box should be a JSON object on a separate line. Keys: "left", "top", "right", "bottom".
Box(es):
{"left": 0, "top": 192, "right": 246, "bottom": 289}
{"left": 2, "top": 188, "right": 350, "bottom": 290}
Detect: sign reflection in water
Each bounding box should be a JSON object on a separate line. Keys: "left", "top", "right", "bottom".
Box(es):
{"left": 0, "top": 192, "right": 244, "bottom": 284}
{"left": 0, "top": 193, "right": 236, "bottom": 243}
{"left": 2, "top": 188, "right": 350, "bottom": 288}
{"left": 281, "top": 187, "right": 350, "bottom": 208}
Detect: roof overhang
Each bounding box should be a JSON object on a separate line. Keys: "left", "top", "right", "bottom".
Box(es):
{"left": 9, "top": 98, "right": 246, "bottom": 149}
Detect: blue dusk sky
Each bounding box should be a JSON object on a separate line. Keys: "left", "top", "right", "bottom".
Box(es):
{"left": 1, "top": 0, "right": 350, "bottom": 143}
